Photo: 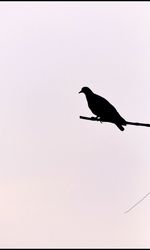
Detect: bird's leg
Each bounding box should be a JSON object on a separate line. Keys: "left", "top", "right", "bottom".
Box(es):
{"left": 90, "top": 116, "right": 98, "bottom": 120}
{"left": 90, "top": 116, "right": 103, "bottom": 123}
{"left": 97, "top": 116, "right": 103, "bottom": 123}
{"left": 94, "top": 116, "right": 103, "bottom": 123}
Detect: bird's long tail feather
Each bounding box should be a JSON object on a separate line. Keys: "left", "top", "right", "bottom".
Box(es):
{"left": 126, "top": 121, "right": 150, "bottom": 127}
{"left": 116, "top": 124, "right": 125, "bottom": 131}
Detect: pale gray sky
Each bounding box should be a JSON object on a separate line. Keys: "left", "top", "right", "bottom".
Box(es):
{"left": 0, "top": 1, "right": 150, "bottom": 248}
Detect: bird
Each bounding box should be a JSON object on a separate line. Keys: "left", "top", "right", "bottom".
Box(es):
{"left": 79, "top": 86, "right": 150, "bottom": 131}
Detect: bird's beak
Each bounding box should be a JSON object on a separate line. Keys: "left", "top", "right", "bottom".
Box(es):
{"left": 79, "top": 90, "right": 82, "bottom": 94}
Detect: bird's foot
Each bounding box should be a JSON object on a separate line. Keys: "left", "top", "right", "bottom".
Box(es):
{"left": 97, "top": 117, "right": 103, "bottom": 123}
{"left": 90, "top": 116, "right": 103, "bottom": 123}
{"left": 96, "top": 116, "right": 103, "bottom": 123}
{"left": 91, "top": 116, "right": 103, "bottom": 123}
{"left": 91, "top": 116, "right": 98, "bottom": 120}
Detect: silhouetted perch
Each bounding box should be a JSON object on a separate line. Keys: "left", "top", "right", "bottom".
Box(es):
{"left": 79, "top": 116, "right": 150, "bottom": 127}
{"left": 80, "top": 116, "right": 110, "bottom": 123}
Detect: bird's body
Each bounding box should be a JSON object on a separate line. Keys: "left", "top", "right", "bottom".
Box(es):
{"left": 79, "top": 87, "right": 126, "bottom": 131}
{"left": 79, "top": 86, "right": 150, "bottom": 131}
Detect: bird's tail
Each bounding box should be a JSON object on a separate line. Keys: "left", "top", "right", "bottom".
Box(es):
{"left": 116, "top": 124, "right": 125, "bottom": 131}
{"left": 126, "top": 121, "right": 150, "bottom": 127}
{"left": 116, "top": 121, "right": 150, "bottom": 131}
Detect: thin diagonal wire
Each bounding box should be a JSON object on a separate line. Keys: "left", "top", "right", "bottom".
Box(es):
{"left": 124, "top": 191, "right": 150, "bottom": 214}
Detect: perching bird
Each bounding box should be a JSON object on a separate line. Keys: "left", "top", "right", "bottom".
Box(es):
{"left": 79, "top": 86, "right": 150, "bottom": 131}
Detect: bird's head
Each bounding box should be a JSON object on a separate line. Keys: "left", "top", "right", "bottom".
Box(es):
{"left": 79, "top": 86, "right": 93, "bottom": 95}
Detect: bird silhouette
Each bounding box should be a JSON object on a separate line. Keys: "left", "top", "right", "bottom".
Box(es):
{"left": 79, "top": 86, "right": 150, "bottom": 131}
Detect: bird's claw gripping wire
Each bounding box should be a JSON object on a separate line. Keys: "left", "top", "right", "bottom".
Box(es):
{"left": 97, "top": 116, "right": 103, "bottom": 123}
{"left": 90, "top": 116, "right": 103, "bottom": 123}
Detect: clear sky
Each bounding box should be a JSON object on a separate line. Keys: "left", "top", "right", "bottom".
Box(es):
{"left": 0, "top": 1, "right": 150, "bottom": 248}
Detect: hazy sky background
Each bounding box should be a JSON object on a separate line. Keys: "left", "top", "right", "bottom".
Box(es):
{"left": 0, "top": 1, "right": 150, "bottom": 248}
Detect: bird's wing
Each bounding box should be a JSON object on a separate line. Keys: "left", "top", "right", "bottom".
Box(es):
{"left": 94, "top": 94, "right": 126, "bottom": 123}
